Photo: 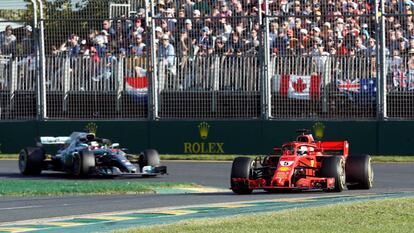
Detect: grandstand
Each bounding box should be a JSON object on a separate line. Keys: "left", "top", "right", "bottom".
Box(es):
{"left": 0, "top": 0, "right": 413, "bottom": 120}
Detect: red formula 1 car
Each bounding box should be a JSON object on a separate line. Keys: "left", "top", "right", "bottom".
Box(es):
{"left": 230, "top": 130, "right": 374, "bottom": 194}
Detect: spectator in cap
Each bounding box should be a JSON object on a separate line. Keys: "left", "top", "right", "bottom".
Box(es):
{"left": 198, "top": 26, "right": 213, "bottom": 55}
{"left": 22, "top": 25, "right": 34, "bottom": 55}
{"left": 158, "top": 34, "right": 176, "bottom": 70}
{"left": 184, "top": 19, "right": 197, "bottom": 45}
{"left": 155, "top": 26, "right": 164, "bottom": 45}
{"left": 191, "top": 9, "right": 203, "bottom": 38}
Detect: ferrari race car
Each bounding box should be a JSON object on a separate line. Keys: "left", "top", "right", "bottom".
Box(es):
{"left": 230, "top": 130, "right": 373, "bottom": 194}
{"left": 18, "top": 132, "right": 167, "bottom": 177}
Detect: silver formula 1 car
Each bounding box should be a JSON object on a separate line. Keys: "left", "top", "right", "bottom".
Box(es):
{"left": 18, "top": 132, "right": 167, "bottom": 177}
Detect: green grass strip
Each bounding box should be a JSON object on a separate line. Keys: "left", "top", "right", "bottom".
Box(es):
{"left": 115, "top": 197, "right": 414, "bottom": 233}
{"left": 0, "top": 180, "right": 198, "bottom": 197}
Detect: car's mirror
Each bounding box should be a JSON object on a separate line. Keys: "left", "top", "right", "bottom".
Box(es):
{"left": 111, "top": 143, "right": 120, "bottom": 148}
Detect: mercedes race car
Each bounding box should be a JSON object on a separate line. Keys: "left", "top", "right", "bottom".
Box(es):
{"left": 230, "top": 130, "right": 373, "bottom": 194}
{"left": 18, "top": 132, "right": 167, "bottom": 177}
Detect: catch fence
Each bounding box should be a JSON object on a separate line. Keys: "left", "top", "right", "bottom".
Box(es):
{"left": 0, "top": 0, "right": 413, "bottom": 120}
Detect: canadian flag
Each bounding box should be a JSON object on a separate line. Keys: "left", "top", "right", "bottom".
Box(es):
{"left": 274, "top": 75, "right": 321, "bottom": 100}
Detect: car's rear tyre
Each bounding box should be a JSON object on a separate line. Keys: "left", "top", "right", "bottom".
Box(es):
{"left": 139, "top": 149, "right": 160, "bottom": 171}
{"left": 73, "top": 150, "right": 95, "bottom": 177}
{"left": 231, "top": 157, "right": 253, "bottom": 194}
{"left": 320, "top": 156, "right": 346, "bottom": 192}
{"left": 346, "top": 154, "right": 374, "bottom": 190}
{"left": 18, "top": 147, "right": 45, "bottom": 175}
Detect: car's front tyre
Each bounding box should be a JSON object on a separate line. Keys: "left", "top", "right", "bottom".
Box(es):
{"left": 231, "top": 157, "right": 254, "bottom": 194}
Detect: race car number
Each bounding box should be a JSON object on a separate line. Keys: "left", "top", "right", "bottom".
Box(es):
{"left": 279, "top": 161, "right": 294, "bottom": 166}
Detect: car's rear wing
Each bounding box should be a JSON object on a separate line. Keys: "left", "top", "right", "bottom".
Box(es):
{"left": 39, "top": 136, "right": 70, "bottom": 145}
{"left": 316, "top": 141, "right": 349, "bottom": 156}
{"left": 36, "top": 136, "right": 70, "bottom": 155}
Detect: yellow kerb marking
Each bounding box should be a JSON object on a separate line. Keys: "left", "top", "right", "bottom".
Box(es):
{"left": 88, "top": 216, "right": 136, "bottom": 221}
{"left": 221, "top": 203, "right": 255, "bottom": 208}
{"left": 268, "top": 198, "right": 312, "bottom": 203}
{"left": 0, "top": 227, "right": 38, "bottom": 233}
{"left": 155, "top": 209, "right": 197, "bottom": 215}
{"left": 42, "top": 222, "right": 84, "bottom": 227}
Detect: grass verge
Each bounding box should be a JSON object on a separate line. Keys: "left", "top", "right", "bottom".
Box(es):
{"left": 1, "top": 154, "right": 414, "bottom": 162}
{"left": 0, "top": 180, "right": 198, "bottom": 197}
{"left": 115, "top": 197, "right": 414, "bottom": 233}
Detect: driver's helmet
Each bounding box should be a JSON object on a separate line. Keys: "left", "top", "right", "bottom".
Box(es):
{"left": 90, "top": 141, "right": 99, "bottom": 147}
{"left": 297, "top": 146, "right": 308, "bottom": 156}
{"left": 89, "top": 141, "right": 100, "bottom": 149}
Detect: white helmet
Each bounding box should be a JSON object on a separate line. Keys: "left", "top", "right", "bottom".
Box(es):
{"left": 90, "top": 141, "right": 99, "bottom": 147}
{"left": 297, "top": 146, "right": 308, "bottom": 156}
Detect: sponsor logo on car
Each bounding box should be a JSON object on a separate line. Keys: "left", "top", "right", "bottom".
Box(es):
{"left": 280, "top": 161, "right": 294, "bottom": 166}
{"left": 278, "top": 166, "right": 290, "bottom": 172}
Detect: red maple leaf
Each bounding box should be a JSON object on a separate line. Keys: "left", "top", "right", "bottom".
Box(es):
{"left": 292, "top": 78, "right": 307, "bottom": 93}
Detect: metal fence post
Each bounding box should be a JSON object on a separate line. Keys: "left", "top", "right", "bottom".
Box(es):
{"left": 116, "top": 57, "right": 124, "bottom": 112}
{"left": 261, "top": 0, "right": 271, "bottom": 119}
{"left": 147, "top": 0, "right": 158, "bottom": 120}
{"left": 29, "top": 0, "right": 41, "bottom": 120}
{"left": 9, "top": 59, "right": 18, "bottom": 118}
{"left": 375, "top": 0, "right": 387, "bottom": 119}
{"left": 63, "top": 58, "right": 70, "bottom": 113}
{"left": 37, "top": 0, "right": 47, "bottom": 120}
{"left": 380, "top": 0, "right": 387, "bottom": 119}
{"left": 321, "top": 57, "right": 331, "bottom": 114}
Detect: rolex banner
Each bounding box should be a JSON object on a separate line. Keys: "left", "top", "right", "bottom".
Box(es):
{"left": 273, "top": 75, "right": 321, "bottom": 100}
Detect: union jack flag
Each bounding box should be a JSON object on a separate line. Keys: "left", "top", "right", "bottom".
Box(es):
{"left": 337, "top": 79, "right": 360, "bottom": 93}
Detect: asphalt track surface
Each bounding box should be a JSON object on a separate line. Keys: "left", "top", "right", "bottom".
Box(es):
{"left": 0, "top": 160, "right": 413, "bottom": 224}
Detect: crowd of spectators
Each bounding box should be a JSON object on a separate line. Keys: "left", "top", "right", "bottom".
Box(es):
{"left": 48, "top": 0, "right": 414, "bottom": 61}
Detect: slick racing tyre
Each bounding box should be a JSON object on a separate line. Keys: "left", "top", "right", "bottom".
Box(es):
{"left": 19, "top": 147, "right": 45, "bottom": 175}
{"left": 139, "top": 149, "right": 160, "bottom": 171}
{"left": 320, "top": 156, "right": 346, "bottom": 192}
{"left": 230, "top": 157, "right": 254, "bottom": 194}
{"left": 73, "top": 150, "right": 95, "bottom": 177}
{"left": 346, "top": 154, "right": 374, "bottom": 190}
